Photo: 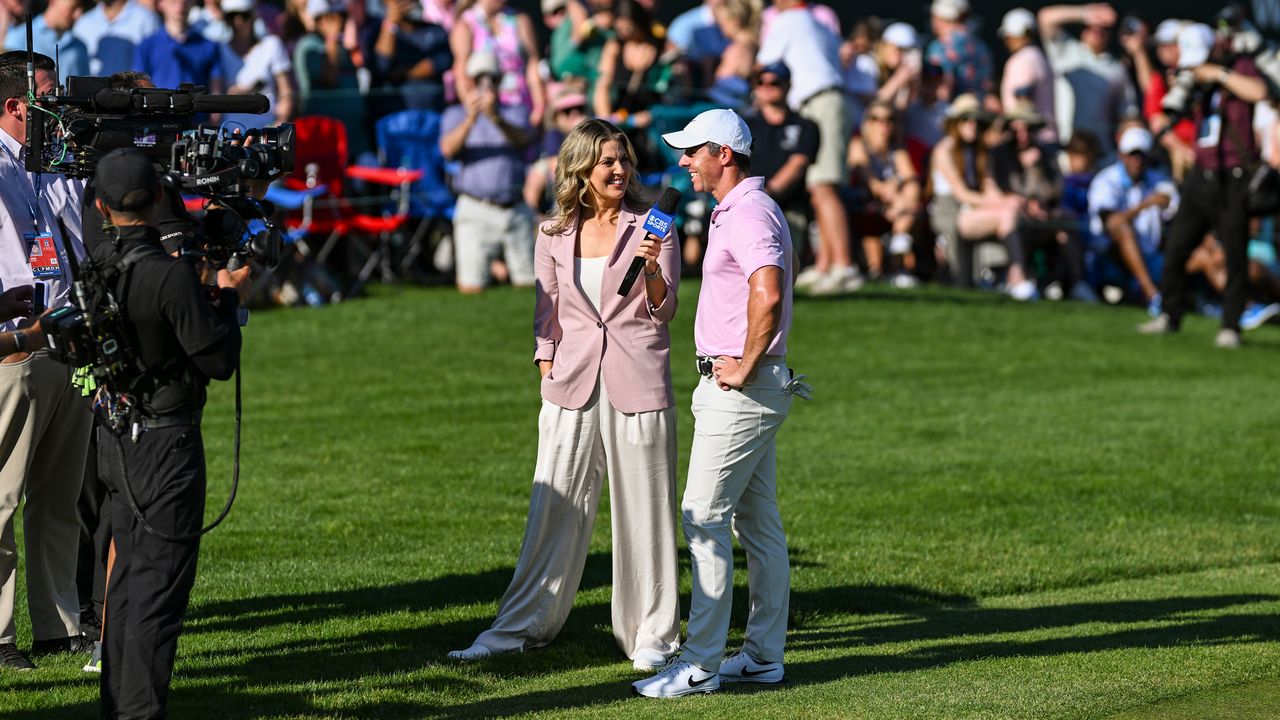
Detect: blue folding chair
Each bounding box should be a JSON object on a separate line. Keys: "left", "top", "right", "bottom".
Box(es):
{"left": 375, "top": 109, "right": 456, "bottom": 276}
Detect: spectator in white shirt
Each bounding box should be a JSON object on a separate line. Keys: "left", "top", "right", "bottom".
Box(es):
{"left": 758, "top": 0, "right": 856, "bottom": 294}
{"left": 998, "top": 8, "right": 1058, "bottom": 146}
{"left": 220, "top": 0, "right": 295, "bottom": 128}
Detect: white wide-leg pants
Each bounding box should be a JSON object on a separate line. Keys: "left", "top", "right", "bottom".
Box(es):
{"left": 473, "top": 380, "right": 681, "bottom": 659}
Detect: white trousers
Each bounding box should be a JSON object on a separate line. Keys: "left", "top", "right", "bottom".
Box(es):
{"left": 452, "top": 195, "right": 535, "bottom": 290}
{"left": 473, "top": 380, "right": 681, "bottom": 659}
{"left": 681, "top": 360, "right": 793, "bottom": 672}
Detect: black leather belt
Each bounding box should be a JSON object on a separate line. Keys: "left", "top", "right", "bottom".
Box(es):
{"left": 139, "top": 412, "right": 202, "bottom": 429}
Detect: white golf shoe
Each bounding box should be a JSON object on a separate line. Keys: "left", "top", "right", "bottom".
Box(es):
{"left": 632, "top": 660, "right": 720, "bottom": 698}
{"left": 718, "top": 651, "right": 784, "bottom": 683}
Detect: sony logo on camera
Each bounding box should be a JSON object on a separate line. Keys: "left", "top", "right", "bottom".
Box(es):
{"left": 643, "top": 210, "right": 673, "bottom": 237}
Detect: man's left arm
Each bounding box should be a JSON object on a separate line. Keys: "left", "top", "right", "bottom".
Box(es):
{"left": 1192, "top": 58, "right": 1267, "bottom": 104}
{"left": 715, "top": 263, "right": 784, "bottom": 390}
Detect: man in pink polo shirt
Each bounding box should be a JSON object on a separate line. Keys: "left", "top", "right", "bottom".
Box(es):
{"left": 633, "top": 109, "right": 811, "bottom": 698}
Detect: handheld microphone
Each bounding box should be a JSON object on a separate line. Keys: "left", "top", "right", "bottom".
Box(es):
{"left": 618, "top": 187, "right": 680, "bottom": 297}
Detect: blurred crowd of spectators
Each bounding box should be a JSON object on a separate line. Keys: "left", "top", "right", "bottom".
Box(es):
{"left": 10, "top": 0, "right": 1280, "bottom": 333}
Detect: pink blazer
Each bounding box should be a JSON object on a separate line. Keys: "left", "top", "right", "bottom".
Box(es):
{"left": 533, "top": 204, "right": 681, "bottom": 413}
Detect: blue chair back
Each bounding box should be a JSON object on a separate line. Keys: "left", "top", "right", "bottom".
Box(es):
{"left": 375, "top": 109, "right": 455, "bottom": 220}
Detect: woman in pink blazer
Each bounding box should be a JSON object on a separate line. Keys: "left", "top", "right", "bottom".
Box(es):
{"left": 449, "top": 119, "right": 682, "bottom": 670}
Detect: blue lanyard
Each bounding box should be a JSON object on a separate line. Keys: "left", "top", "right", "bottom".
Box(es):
{"left": 0, "top": 139, "right": 42, "bottom": 234}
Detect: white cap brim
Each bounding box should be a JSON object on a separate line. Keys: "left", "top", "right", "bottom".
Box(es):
{"left": 662, "top": 129, "right": 707, "bottom": 150}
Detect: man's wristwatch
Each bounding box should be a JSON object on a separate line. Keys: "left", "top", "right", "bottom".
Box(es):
{"left": 13, "top": 330, "right": 26, "bottom": 353}
{"left": 1218, "top": 68, "right": 1231, "bottom": 85}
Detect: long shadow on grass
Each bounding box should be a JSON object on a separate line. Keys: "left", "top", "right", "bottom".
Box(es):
{"left": 13, "top": 582, "right": 1280, "bottom": 719}
{"left": 784, "top": 588, "right": 1280, "bottom": 685}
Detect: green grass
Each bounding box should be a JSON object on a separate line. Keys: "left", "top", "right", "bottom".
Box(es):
{"left": 4, "top": 283, "right": 1280, "bottom": 719}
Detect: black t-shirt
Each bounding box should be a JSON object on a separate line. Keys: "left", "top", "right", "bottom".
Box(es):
{"left": 743, "top": 108, "right": 819, "bottom": 210}
{"left": 94, "top": 226, "right": 241, "bottom": 416}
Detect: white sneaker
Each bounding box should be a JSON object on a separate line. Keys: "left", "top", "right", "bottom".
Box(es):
{"left": 719, "top": 652, "right": 784, "bottom": 684}
{"left": 1215, "top": 328, "right": 1242, "bottom": 349}
{"left": 446, "top": 643, "right": 497, "bottom": 660}
{"left": 794, "top": 266, "right": 825, "bottom": 290}
{"left": 1137, "top": 313, "right": 1174, "bottom": 335}
{"left": 632, "top": 660, "right": 720, "bottom": 698}
{"left": 811, "top": 266, "right": 863, "bottom": 295}
{"left": 1007, "top": 280, "right": 1038, "bottom": 301}
{"left": 631, "top": 648, "right": 672, "bottom": 672}
{"left": 889, "top": 273, "right": 919, "bottom": 289}
{"left": 888, "top": 232, "right": 913, "bottom": 255}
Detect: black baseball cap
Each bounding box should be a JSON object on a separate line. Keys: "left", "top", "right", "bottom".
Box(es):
{"left": 95, "top": 148, "right": 160, "bottom": 212}
{"left": 756, "top": 61, "right": 791, "bottom": 84}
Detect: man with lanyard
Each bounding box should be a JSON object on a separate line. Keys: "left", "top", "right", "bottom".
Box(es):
{"left": 0, "top": 51, "right": 95, "bottom": 671}
{"left": 1140, "top": 23, "right": 1268, "bottom": 348}
{"left": 633, "top": 109, "right": 810, "bottom": 698}
{"left": 90, "top": 147, "right": 248, "bottom": 718}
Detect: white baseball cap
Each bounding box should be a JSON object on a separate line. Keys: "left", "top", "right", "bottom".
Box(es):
{"left": 662, "top": 109, "right": 753, "bottom": 158}
{"left": 998, "top": 8, "right": 1035, "bottom": 38}
{"left": 221, "top": 0, "right": 253, "bottom": 12}
{"left": 1117, "top": 127, "right": 1153, "bottom": 155}
{"left": 1153, "top": 19, "right": 1185, "bottom": 45}
{"left": 881, "top": 22, "right": 919, "bottom": 49}
{"left": 931, "top": 0, "right": 968, "bottom": 22}
{"left": 1177, "top": 23, "right": 1215, "bottom": 68}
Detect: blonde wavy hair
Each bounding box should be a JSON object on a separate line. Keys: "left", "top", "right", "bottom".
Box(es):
{"left": 543, "top": 119, "right": 649, "bottom": 236}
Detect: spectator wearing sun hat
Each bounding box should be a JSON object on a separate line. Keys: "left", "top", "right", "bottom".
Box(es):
{"left": 998, "top": 8, "right": 1057, "bottom": 145}
{"left": 926, "top": 0, "right": 994, "bottom": 100}
{"left": 440, "top": 50, "right": 536, "bottom": 293}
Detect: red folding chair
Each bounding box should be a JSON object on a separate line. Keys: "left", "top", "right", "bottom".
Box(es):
{"left": 281, "top": 116, "right": 422, "bottom": 297}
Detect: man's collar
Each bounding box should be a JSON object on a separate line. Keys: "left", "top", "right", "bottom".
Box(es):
{"left": 0, "top": 125, "right": 24, "bottom": 162}
{"left": 713, "top": 176, "right": 765, "bottom": 215}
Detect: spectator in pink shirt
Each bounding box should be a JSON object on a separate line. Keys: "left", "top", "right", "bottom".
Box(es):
{"left": 998, "top": 8, "right": 1058, "bottom": 146}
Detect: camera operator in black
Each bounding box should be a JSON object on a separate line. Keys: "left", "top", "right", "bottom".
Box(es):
{"left": 1140, "top": 24, "right": 1268, "bottom": 347}
{"left": 76, "top": 71, "right": 201, "bottom": 660}
{"left": 91, "top": 147, "right": 249, "bottom": 720}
